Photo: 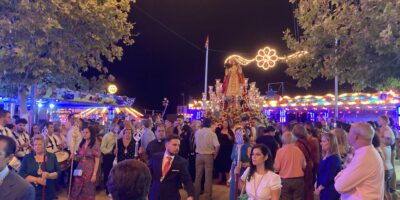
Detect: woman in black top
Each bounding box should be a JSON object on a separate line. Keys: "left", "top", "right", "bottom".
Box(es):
{"left": 215, "top": 120, "right": 234, "bottom": 184}
{"left": 116, "top": 128, "right": 138, "bottom": 162}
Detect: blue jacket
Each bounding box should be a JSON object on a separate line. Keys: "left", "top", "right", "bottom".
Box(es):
{"left": 317, "top": 154, "right": 341, "bottom": 200}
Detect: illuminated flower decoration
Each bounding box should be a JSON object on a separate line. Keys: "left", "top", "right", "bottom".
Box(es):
{"left": 224, "top": 46, "right": 307, "bottom": 71}
{"left": 255, "top": 47, "right": 280, "bottom": 70}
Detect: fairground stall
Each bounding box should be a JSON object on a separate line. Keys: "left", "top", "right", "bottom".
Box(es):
{"left": 262, "top": 91, "right": 400, "bottom": 125}
{"left": 0, "top": 88, "right": 142, "bottom": 125}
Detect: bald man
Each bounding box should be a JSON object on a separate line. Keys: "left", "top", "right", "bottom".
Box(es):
{"left": 334, "top": 123, "right": 384, "bottom": 200}
{"left": 275, "top": 133, "right": 306, "bottom": 200}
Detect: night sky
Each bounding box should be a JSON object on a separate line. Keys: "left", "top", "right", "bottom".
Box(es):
{"left": 107, "top": 0, "right": 352, "bottom": 113}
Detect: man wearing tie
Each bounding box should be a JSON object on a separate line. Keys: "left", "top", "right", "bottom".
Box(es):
{"left": 148, "top": 134, "right": 194, "bottom": 200}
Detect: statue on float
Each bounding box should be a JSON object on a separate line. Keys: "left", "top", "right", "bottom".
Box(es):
{"left": 222, "top": 58, "right": 245, "bottom": 97}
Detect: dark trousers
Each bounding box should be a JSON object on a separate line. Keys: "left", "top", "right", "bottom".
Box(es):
{"left": 102, "top": 153, "right": 115, "bottom": 194}
{"left": 281, "top": 177, "right": 305, "bottom": 200}
{"left": 188, "top": 154, "right": 196, "bottom": 181}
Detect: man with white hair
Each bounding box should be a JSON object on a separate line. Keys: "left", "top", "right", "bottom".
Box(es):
{"left": 334, "top": 123, "right": 384, "bottom": 199}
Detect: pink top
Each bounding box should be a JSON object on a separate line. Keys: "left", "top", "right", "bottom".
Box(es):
{"left": 274, "top": 144, "right": 306, "bottom": 178}
{"left": 334, "top": 145, "right": 384, "bottom": 200}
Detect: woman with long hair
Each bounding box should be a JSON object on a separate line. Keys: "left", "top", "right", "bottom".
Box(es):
{"left": 239, "top": 144, "right": 281, "bottom": 200}
{"left": 70, "top": 126, "right": 100, "bottom": 200}
{"left": 330, "top": 128, "right": 349, "bottom": 159}
{"left": 215, "top": 120, "right": 234, "bottom": 184}
{"left": 30, "top": 123, "right": 40, "bottom": 138}
{"left": 314, "top": 133, "right": 341, "bottom": 199}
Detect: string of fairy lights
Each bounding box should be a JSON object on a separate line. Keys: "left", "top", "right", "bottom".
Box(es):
{"left": 225, "top": 46, "right": 308, "bottom": 70}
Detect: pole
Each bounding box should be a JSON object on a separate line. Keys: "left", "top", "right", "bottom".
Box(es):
{"left": 335, "top": 75, "right": 339, "bottom": 120}
{"left": 30, "top": 85, "right": 37, "bottom": 123}
{"left": 334, "top": 38, "right": 340, "bottom": 121}
{"left": 204, "top": 45, "right": 209, "bottom": 97}
{"left": 68, "top": 136, "right": 77, "bottom": 198}
{"left": 203, "top": 35, "right": 209, "bottom": 110}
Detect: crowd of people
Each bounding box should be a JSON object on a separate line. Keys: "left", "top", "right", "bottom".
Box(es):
{"left": 0, "top": 107, "right": 398, "bottom": 200}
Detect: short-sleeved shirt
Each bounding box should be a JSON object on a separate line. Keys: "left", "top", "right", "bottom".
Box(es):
{"left": 274, "top": 144, "right": 306, "bottom": 178}
{"left": 195, "top": 128, "right": 220, "bottom": 155}
{"left": 241, "top": 167, "right": 282, "bottom": 200}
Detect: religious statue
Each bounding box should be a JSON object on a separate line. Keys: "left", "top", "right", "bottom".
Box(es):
{"left": 222, "top": 58, "right": 245, "bottom": 97}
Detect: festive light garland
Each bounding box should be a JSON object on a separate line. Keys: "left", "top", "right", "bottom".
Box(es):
{"left": 188, "top": 91, "right": 399, "bottom": 110}
{"left": 224, "top": 46, "right": 308, "bottom": 70}
{"left": 79, "top": 107, "right": 143, "bottom": 119}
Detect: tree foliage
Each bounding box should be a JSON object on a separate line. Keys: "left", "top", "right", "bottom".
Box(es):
{"left": 284, "top": 0, "right": 400, "bottom": 91}
{"left": 0, "top": 0, "right": 135, "bottom": 97}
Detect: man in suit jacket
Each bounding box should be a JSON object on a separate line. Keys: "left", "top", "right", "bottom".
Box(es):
{"left": 173, "top": 115, "right": 192, "bottom": 160}
{"left": 0, "top": 135, "right": 35, "bottom": 200}
{"left": 148, "top": 134, "right": 194, "bottom": 200}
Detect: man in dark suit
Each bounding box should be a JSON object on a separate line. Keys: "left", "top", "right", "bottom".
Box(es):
{"left": 146, "top": 124, "right": 166, "bottom": 160}
{"left": 0, "top": 135, "right": 35, "bottom": 200}
{"left": 173, "top": 115, "right": 192, "bottom": 160}
{"left": 148, "top": 134, "right": 194, "bottom": 200}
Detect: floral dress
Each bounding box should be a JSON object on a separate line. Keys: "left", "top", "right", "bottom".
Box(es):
{"left": 70, "top": 143, "right": 100, "bottom": 200}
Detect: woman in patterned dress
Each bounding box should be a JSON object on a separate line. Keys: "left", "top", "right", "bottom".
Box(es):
{"left": 70, "top": 126, "right": 100, "bottom": 200}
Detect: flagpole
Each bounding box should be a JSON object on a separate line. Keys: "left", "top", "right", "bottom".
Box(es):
{"left": 204, "top": 46, "right": 209, "bottom": 95}
{"left": 203, "top": 36, "right": 209, "bottom": 109}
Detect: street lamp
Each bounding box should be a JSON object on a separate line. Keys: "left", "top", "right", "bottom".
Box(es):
{"left": 108, "top": 84, "right": 118, "bottom": 95}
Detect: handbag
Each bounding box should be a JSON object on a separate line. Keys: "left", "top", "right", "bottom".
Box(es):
{"left": 238, "top": 178, "right": 248, "bottom": 200}
{"left": 73, "top": 169, "right": 83, "bottom": 176}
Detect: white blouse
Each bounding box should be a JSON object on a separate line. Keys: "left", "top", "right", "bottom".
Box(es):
{"left": 241, "top": 167, "right": 282, "bottom": 200}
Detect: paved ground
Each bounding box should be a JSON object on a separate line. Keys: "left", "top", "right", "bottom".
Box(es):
{"left": 59, "top": 184, "right": 230, "bottom": 200}
{"left": 59, "top": 160, "right": 400, "bottom": 200}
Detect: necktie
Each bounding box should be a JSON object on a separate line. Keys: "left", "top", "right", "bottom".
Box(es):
{"left": 190, "top": 134, "right": 196, "bottom": 152}
{"left": 162, "top": 156, "right": 172, "bottom": 178}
